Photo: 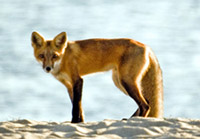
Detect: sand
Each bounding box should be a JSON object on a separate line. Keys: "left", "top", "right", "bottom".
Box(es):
{"left": 0, "top": 117, "right": 200, "bottom": 139}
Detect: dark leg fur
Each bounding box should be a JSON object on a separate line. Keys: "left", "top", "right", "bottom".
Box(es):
{"left": 71, "top": 78, "right": 84, "bottom": 123}
{"left": 132, "top": 108, "right": 140, "bottom": 117}
{"left": 121, "top": 80, "right": 150, "bottom": 117}
{"left": 131, "top": 99, "right": 149, "bottom": 117}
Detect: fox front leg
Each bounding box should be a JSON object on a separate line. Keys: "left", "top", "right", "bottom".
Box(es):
{"left": 71, "top": 78, "right": 84, "bottom": 123}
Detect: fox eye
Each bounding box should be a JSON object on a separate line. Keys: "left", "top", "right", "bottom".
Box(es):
{"left": 52, "top": 54, "right": 58, "bottom": 59}
{"left": 39, "top": 54, "right": 44, "bottom": 59}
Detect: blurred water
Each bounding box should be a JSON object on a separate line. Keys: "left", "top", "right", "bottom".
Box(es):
{"left": 0, "top": 0, "right": 200, "bottom": 122}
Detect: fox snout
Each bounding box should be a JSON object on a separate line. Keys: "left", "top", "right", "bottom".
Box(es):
{"left": 45, "top": 66, "right": 52, "bottom": 72}
{"left": 43, "top": 64, "right": 55, "bottom": 73}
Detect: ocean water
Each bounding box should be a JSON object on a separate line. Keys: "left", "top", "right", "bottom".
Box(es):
{"left": 0, "top": 0, "right": 200, "bottom": 122}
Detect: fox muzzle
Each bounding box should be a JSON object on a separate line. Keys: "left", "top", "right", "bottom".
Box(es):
{"left": 45, "top": 66, "right": 51, "bottom": 72}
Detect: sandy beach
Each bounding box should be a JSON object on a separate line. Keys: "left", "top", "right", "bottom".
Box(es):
{"left": 0, "top": 117, "right": 199, "bottom": 139}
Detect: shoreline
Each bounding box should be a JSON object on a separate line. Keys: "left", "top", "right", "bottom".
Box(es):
{"left": 0, "top": 117, "right": 200, "bottom": 138}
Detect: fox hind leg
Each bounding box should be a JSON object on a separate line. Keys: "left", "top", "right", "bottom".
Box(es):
{"left": 117, "top": 51, "right": 150, "bottom": 117}
{"left": 112, "top": 68, "right": 128, "bottom": 95}
{"left": 112, "top": 69, "right": 147, "bottom": 117}
{"left": 132, "top": 108, "right": 140, "bottom": 116}
{"left": 120, "top": 79, "right": 150, "bottom": 117}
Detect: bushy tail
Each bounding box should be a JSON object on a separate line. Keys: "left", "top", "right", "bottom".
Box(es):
{"left": 141, "top": 53, "right": 163, "bottom": 118}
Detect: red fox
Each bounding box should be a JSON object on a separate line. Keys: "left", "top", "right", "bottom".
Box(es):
{"left": 31, "top": 31, "right": 163, "bottom": 123}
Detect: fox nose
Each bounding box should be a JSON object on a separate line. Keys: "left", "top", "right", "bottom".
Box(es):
{"left": 46, "top": 67, "right": 51, "bottom": 72}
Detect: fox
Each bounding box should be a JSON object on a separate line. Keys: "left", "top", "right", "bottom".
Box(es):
{"left": 31, "top": 31, "right": 163, "bottom": 123}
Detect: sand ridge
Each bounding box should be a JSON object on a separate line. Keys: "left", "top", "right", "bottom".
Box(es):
{"left": 0, "top": 117, "right": 200, "bottom": 138}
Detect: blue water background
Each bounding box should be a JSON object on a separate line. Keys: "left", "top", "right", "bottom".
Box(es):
{"left": 0, "top": 0, "right": 200, "bottom": 122}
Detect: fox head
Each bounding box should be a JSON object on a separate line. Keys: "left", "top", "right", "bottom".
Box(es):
{"left": 31, "top": 32, "right": 67, "bottom": 73}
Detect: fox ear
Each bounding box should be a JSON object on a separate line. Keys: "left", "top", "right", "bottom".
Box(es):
{"left": 31, "top": 32, "right": 44, "bottom": 48}
{"left": 54, "top": 32, "right": 67, "bottom": 48}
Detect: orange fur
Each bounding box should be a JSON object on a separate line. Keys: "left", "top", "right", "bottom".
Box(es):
{"left": 31, "top": 32, "right": 163, "bottom": 123}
